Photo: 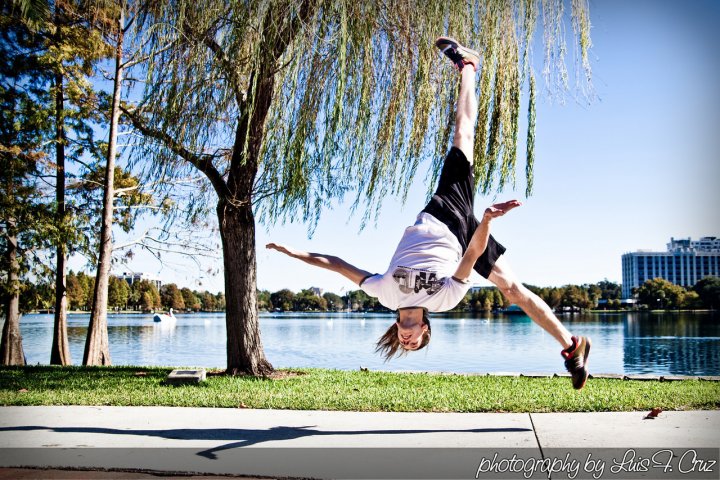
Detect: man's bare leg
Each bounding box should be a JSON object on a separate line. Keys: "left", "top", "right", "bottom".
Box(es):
{"left": 436, "top": 36, "right": 480, "bottom": 162}
{"left": 491, "top": 257, "right": 592, "bottom": 389}
{"left": 488, "top": 256, "right": 574, "bottom": 349}
{"left": 454, "top": 65, "right": 477, "bottom": 163}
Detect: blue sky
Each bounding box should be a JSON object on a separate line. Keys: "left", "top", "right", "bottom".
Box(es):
{"left": 102, "top": 0, "right": 720, "bottom": 296}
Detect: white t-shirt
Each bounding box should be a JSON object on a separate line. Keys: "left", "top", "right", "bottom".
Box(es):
{"left": 360, "top": 213, "right": 471, "bottom": 312}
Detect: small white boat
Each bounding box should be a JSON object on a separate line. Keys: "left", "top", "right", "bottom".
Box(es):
{"left": 153, "top": 308, "right": 176, "bottom": 322}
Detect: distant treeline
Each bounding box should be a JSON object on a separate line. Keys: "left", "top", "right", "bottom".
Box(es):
{"left": 21, "top": 276, "right": 719, "bottom": 314}
{"left": 21, "top": 272, "right": 225, "bottom": 313}
{"left": 257, "top": 280, "right": 624, "bottom": 313}
{"left": 257, "top": 277, "right": 720, "bottom": 312}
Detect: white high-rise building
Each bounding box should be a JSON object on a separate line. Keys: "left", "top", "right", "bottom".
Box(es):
{"left": 115, "top": 271, "right": 162, "bottom": 290}
{"left": 621, "top": 237, "right": 720, "bottom": 298}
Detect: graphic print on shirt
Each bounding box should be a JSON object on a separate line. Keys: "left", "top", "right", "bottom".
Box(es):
{"left": 392, "top": 267, "right": 445, "bottom": 295}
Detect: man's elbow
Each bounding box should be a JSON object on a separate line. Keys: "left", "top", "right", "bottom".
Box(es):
{"left": 466, "top": 245, "right": 487, "bottom": 259}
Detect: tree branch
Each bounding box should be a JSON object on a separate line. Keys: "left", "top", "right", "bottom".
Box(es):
{"left": 122, "top": 41, "right": 176, "bottom": 69}
{"left": 181, "top": 16, "right": 245, "bottom": 109}
{"left": 121, "top": 105, "right": 230, "bottom": 199}
{"left": 114, "top": 175, "right": 203, "bottom": 195}
{"left": 113, "top": 205, "right": 163, "bottom": 211}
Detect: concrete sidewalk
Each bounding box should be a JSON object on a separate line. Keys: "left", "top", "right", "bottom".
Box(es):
{"left": 0, "top": 406, "right": 718, "bottom": 479}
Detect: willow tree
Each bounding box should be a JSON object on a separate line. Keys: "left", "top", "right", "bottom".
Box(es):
{"left": 124, "top": 0, "right": 592, "bottom": 375}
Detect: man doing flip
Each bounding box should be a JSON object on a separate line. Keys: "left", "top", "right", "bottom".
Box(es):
{"left": 267, "top": 37, "right": 591, "bottom": 389}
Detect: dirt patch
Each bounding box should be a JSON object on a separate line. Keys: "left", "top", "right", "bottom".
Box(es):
{"left": 206, "top": 369, "right": 306, "bottom": 380}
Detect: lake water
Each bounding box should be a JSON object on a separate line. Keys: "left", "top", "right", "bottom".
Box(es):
{"left": 8, "top": 311, "right": 720, "bottom": 375}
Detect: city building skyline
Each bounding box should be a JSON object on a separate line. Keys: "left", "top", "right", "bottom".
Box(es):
{"left": 622, "top": 236, "right": 720, "bottom": 298}
{"left": 115, "top": 271, "right": 163, "bottom": 291}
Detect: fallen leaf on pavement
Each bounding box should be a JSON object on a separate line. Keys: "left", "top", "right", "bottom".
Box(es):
{"left": 644, "top": 407, "right": 663, "bottom": 419}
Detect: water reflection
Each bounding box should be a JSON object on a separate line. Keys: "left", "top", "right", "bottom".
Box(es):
{"left": 622, "top": 312, "right": 720, "bottom": 375}
{"left": 8, "top": 311, "right": 719, "bottom": 375}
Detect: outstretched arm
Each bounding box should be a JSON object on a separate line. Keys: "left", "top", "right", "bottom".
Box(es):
{"left": 266, "top": 243, "right": 373, "bottom": 286}
{"left": 452, "top": 200, "right": 521, "bottom": 282}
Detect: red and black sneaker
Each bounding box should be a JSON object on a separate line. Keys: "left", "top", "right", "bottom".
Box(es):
{"left": 562, "top": 336, "right": 591, "bottom": 390}
{"left": 434, "top": 36, "right": 481, "bottom": 71}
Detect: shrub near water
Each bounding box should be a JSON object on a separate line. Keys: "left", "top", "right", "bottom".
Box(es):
{"left": 0, "top": 366, "right": 718, "bottom": 412}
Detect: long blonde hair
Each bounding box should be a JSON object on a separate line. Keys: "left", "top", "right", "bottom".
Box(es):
{"left": 375, "top": 310, "right": 431, "bottom": 361}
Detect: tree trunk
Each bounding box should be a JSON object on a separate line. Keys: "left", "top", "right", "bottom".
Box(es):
{"left": 51, "top": 65, "right": 71, "bottom": 365}
{"left": 218, "top": 40, "right": 280, "bottom": 375}
{"left": 1, "top": 228, "right": 25, "bottom": 365}
{"left": 218, "top": 200, "right": 273, "bottom": 376}
{"left": 84, "top": 7, "right": 124, "bottom": 366}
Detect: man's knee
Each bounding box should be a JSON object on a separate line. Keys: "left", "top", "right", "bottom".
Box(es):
{"left": 453, "top": 130, "right": 473, "bottom": 162}
{"left": 498, "top": 281, "right": 526, "bottom": 305}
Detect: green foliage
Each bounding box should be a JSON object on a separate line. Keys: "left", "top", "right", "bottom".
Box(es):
{"left": 322, "top": 292, "right": 344, "bottom": 311}
{"left": 561, "top": 285, "right": 593, "bottom": 310}
{"left": 19, "top": 280, "right": 54, "bottom": 312}
{"left": 5, "top": 0, "right": 50, "bottom": 30}
{"left": 67, "top": 271, "right": 94, "bottom": 310}
{"left": 159, "top": 283, "right": 185, "bottom": 311}
{"left": 292, "top": 289, "right": 326, "bottom": 311}
{"left": 636, "top": 278, "right": 688, "bottom": 310}
{"left": 213, "top": 291, "right": 226, "bottom": 311}
{"left": 680, "top": 291, "right": 703, "bottom": 310}
{"left": 252, "top": 279, "right": 640, "bottom": 313}
{"left": 73, "top": 166, "right": 154, "bottom": 237}
{"left": 468, "top": 287, "right": 499, "bottom": 311}
{"left": 133, "top": 0, "right": 593, "bottom": 230}
{"left": 107, "top": 275, "right": 130, "bottom": 309}
{"left": 694, "top": 277, "right": 720, "bottom": 310}
{"left": 632, "top": 277, "right": 719, "bottom": 310}
{"left": 597, "top": 280, "right": 622, "bottom": 300}
{"left": 256, "top": 289, "right": 271, "bottom": 311}
{"left": 180, "top": 287, "right": 200, "bottom": 311}
{"left": 1, "top": 0, "right": 112, "bottom": 310}
{"left": 131, "top": 280, "right": 161, "bottom": 311}
{"left": 0, "top": 8, "right": 55, "bottom": 301}
{"left": 75, "top": 274, "right": 224, "bottom": 314}
{"left": 270, "top": 289, "right": 295, "bottom": 311}
{"left": 201, "top": 291, "right": 218, "bottom": 311}
{"left": 347, "top": 289, "right": 382, "bottom": 311}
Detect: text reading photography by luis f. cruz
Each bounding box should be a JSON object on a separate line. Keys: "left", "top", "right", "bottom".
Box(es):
{"left": 475, "top": 449, "right": 719, "bottom": 479}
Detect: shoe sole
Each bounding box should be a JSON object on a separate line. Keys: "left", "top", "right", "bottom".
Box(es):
{"left": 575, "top": 337, "right": 592, "bottom": 390}
{"left": 435, "top": 37, "right": 480, "bottom": 67}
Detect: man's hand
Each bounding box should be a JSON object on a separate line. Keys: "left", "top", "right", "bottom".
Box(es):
{"left": 483, "top": 200, "right": 521, "bottom": 220}
{"left": 266, "top": 243, "right": 297, "bottom": 257}
{"left": 265, "top": 243, "right": 300, "bottom": 258}
{"left": 454, "top": 200, "right": 521, "bottom": 283}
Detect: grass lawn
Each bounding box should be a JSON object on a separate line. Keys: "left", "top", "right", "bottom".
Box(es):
{"left": 0, "top": 366, "right": 718, "bottom": 413}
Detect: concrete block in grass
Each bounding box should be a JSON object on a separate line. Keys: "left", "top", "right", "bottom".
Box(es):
{"left": 589, "top": 373, "right": 625, "bottom": 380}
{"left": 624, "top": 374, "right": 660, "bottom": 381}
{"left": 660, "top": 375, "right": 699, "bottom": 381}
{"left": 166, "top": 369, "right": 207, "bottom": 385}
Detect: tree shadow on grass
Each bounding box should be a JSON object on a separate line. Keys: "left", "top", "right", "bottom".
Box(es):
{"left": 0, "top": 424, "right": 532, "bottom": 459}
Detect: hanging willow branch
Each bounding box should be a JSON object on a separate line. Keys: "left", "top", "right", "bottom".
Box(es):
{"left": 132, "top": 0, "right": 592, "bottom": 229}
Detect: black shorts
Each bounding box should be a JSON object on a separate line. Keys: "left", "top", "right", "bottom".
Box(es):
{"left": 421, "top": 147, "right": 506, "bottom": 278}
